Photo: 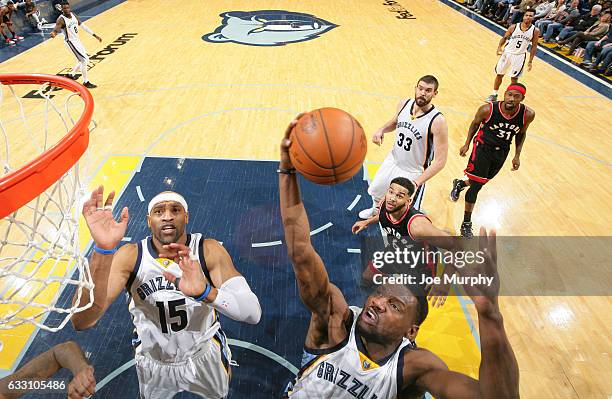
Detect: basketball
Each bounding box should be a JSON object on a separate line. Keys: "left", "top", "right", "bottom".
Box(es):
{"left": 289, "top": 108, "right": 367, "bottom": 185}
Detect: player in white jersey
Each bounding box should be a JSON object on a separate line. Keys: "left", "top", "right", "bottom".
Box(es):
{"left": 72, "top": 187, "right": 262, "bottom": 399}
{"left": 279, "top": 117, "right": 520, "bottom": 399}
{"left": 486, "top": 9, "right": 540, "bottom": 102}
{"left": 50, "top": 2, "right": 101, "bottom": 89}
{"left": 359, "top": 75, "right": 448, "bottom": 219}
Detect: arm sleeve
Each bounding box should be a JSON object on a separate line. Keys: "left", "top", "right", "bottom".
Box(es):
{"left": 210, "top": 276, "right": 261, "bottom": 324}
{"left": 80, "top": 23, "right": 94, "bottom": 35}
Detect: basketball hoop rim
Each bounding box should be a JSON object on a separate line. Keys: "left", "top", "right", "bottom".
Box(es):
{"left": 0, "top": 74, "right": 94, "bottom": 219}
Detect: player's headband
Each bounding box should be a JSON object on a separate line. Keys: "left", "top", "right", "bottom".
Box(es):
{"left": 506, "top": 84, "right": 526, "bottom": 96}
{"left": 147, "top": 192, "right": 188, "bottom": 214}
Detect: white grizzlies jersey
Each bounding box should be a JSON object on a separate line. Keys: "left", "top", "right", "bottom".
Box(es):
{"left": 286, "top": 307, "right": 417, "bottom": 399}
{"left": 60, "top": 13, "right": 80, "bottom": 42}
{"left": 392, "top": 99, "right": 442, "bottom": 174}
{"left": 504, "top": 24, "right": 535, "bottom": 55}
{"left": 127, "top": 233, "right": 220, "bottom": 362}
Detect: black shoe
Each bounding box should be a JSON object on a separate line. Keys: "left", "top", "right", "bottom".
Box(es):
{"left": 83, "top": 82, "right": 97, "bottom": 88}
{"left": 460, "top": 222, "right": 474, "bottom": 239}
{"left": 66, "top": 74, "right": 77, "bottom": 80}
{"left": 450, "top": 179, "right": 465, "bottom": 202}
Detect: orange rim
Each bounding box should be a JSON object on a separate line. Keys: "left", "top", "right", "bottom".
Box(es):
{"left": 0, "top": 74, "right": 93, "bottom": 219}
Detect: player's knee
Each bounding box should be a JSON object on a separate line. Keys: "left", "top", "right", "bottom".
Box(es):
{"left": 465, "top": 181, "right": 483, "bottom": 203}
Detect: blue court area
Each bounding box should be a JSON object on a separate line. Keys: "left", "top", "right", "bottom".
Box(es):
{"left": 17, "top": 157, "right": 376, "bottom": 398}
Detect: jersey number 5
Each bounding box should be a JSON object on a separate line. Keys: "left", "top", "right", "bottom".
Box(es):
{"left": 397, "top": 133, "right": 413, "bottom": 151}
{"left": 515, "top": 40, "right": 522, "bottom": 49}
{"left": 156, "top": 299, "right": 188, "bottom": 333}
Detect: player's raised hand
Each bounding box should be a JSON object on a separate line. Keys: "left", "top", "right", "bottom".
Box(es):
{"left": 352, "top": 220, "right": 368, "bottom": 234}
{"left": 511, "top": 155, "right": 520, "bottom": 170}
{"left": 459, "top": 143, "right": 470, "bottom": 157}
{"left": 67, "top": 365, "right": 96, "bottom": 399}
{"left": 159, "top": 243, "right": 207, "bottom": 297}
{"left": 82, "top": 186, "right": 128, "bottom": 250}
{"left": 457, "top": 228, "right": 500, "bottom": 315}
{"left": 372, "top": 129, "right": 384, "bottom": 146}
{"left": 280, "top": 112, "right": 306, "bottom": 167}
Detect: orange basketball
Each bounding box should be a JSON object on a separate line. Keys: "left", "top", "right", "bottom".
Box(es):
{"left": 289, "top": 108, "right": 367, "bottom": 185}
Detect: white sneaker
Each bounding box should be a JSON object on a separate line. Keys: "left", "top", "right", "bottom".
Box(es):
{"left": 358, "top": 207, "right": 377, "bottom": 220}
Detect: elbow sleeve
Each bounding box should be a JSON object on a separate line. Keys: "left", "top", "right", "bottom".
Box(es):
{"left": 211, "top": 276, "right": 261, "bottom": 324}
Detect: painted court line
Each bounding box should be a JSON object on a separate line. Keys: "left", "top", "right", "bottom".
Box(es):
{"left": 251, "top": 240, "right": 282, "bottom": 248}
{"left": 310, "top": 222, "right": 333, "bottom": 236}
{"left": 136, "top": 186, "right": 144, "bottom": 202}
{"left": 347, "top": 194, "right": 362, "bottom": 211}
{"left": 93, "top": 339, "right": 298, "bottom": 394}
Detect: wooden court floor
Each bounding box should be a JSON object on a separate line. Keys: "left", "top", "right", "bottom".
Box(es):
{"left": 1, "top": 0, "right": 611, "bottom": 397}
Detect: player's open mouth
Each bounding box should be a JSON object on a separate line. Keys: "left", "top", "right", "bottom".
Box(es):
{"left": 161, "top": 225, "right": 176, "bottom": 232}
{"left": 386, "top": 202, "right": 395, "bottom": 210}
{"left": 364, "top": 307, "right": 378, "bottom": 324}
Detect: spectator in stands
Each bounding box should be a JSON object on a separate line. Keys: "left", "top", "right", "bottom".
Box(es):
{"left": 16, "top": 0, "right": 47, "bottom": 30}
{"left": 588, "top": 40, "right": 612, "bottom": 74}
{"left": 534, "top": 0, "right": 557, "bottom": 22}
{"left": 492, "top": 0, "right": 516, "bottom": 22}
{"left": 0, "top": 1, "right": 23, "bottom": 44}
{"left": 536, "top": 0, "right": 567, "bottom": 28}
{"left": 541, "top": 0, "right": 581, "bottom": 42}
{"left": 556, "top": 4, "right": 602, "bottom": 41}
{"left": 554, "top": 12, "right": 611, "bottom": 52}
{"left": 508, "top": 0, "right": 538, "bottom": 25}
{"left": 581, "top": 25, "right": 611, "bottom": 65}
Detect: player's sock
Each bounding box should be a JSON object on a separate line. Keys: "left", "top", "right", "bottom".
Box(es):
{"left": 463, "top": 211, "right": 472, "bottom": 223}
{"left": 80, "top": 61, "right": 88, "bottom": 83}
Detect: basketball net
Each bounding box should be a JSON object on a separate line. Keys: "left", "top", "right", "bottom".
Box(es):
{"left": 0, "top": 75, "right": 95, "bottom": 332}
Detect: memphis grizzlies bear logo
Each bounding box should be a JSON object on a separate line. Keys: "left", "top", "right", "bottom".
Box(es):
{"left": 203, "top": 10, "right": 338, "bottom": 46}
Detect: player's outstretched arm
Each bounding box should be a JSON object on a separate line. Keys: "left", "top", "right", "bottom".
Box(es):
{"left": 372, "top": 99, "right": 404, "bottom": 145}
{"left": 512, "top": 107, "right": 535, "bottom": 171}
{"left": 528, "top": 28, "right": 540, "bottom": 71}
{"left": 402, "top": 228, "right": 519, "bottom": 399}
{"left": 460, "top": 104, "right": 490, "bottom": 157}
{"left": 279, "top": 116, "right": 349, "bottom": 325}
{"left": 414, "top": 114, "right": 448, "bottom": 187}
{"left": 497, "top": 25, "right": 515, "bottom": 55}
{"left": 0, "top": 341, "right": 95, "bottom": 399}
{"left": 71, "top": 186, "right": 133, "bottom": 330}
{"left": 160, "top": 240, "right": 262, "bottom": 324}
{"left": 49, "top": 16, "right": 63, "bottom": 38}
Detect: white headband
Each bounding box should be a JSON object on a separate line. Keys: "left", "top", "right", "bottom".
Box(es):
{"left": 147, "top": 192, "right": 188, "bottom": 214}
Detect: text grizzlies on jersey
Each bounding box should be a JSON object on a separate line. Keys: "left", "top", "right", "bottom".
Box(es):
{"left": 315, "top": 362, "right": 379, "bottom": 399}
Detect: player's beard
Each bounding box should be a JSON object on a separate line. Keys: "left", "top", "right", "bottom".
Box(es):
{"left": 415, "top": 96, "right": 430, "bottom": 107}
{"left": 503, "top": 101, "right": 517, "bottom": 111}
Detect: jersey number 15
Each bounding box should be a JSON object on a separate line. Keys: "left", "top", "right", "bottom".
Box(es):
{"left": 156, "top": 299, "right": 188, "bottom": 333}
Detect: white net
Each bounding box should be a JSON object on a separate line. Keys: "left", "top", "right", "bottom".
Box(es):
{"left": 0, "top": 76, "right": 95, "bottom": 332}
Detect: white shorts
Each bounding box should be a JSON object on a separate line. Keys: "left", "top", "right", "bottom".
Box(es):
{"left": 495, "top": 52, "right": 527, "bottom": 78}
{"left": 64, "top": 39, "right": 88, "bottom": 63}
{"left": 135, "top": 331, "right": 232, "bottom": 399}
{"left": 367, "top": 153, "right": 426, "bottom": 210}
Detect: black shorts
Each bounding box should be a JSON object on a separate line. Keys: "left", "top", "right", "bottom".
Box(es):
{"left": 464, "top": 142, "right": 509, "bottom": 184}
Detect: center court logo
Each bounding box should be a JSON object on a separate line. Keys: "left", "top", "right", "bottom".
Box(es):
{"left": 202, "top": 10, "right": 338, "bottom": 46}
